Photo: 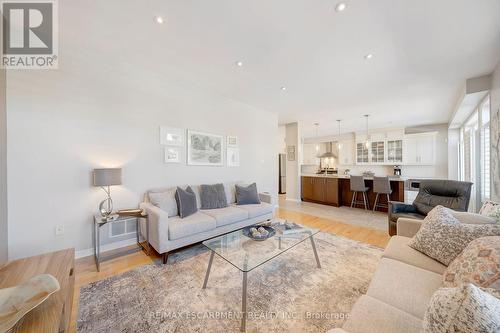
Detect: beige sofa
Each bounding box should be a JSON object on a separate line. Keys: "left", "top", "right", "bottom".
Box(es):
{"left": 329, "top": 212, "right": 497, "bottom": 333}
{"left": 140, "top": 182, "right": 275, "bottom": 263}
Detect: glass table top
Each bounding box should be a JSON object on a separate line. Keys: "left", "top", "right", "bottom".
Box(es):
{"left": 202, "top": 219, "right": 319, "bottom": 272}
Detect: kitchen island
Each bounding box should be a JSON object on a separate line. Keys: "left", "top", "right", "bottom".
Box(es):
{"left": 301, "top": 174, "right": 405, "bottom": 212}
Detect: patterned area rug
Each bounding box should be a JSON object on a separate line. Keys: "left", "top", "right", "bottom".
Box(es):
{"left": 77, "top": 233, "right": 382, "bottom": 333}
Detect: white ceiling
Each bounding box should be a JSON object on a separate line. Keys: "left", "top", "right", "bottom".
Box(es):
{"left": 63, "top": 0, "right": 500, "bottom": 138}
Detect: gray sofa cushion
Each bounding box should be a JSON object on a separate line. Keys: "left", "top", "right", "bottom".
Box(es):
{"left": 168, "top": 212, "right": 216, "bottom": 240}
{"left": 200, "top": 183, "right": 228, "bottom": 209}
{"left": 235, "top": 183, "right": 261, "bottom": 205}
{"left": 149, "top": 188, "right": 178, "bottom": 217}
{"left": 175, "top": 186, "right": 198, "bottom": 218}
{"left": 235, "top": 202, "right": 273, "bottom": 218}
{"left": 201, "top": 206, "right": 249, "bottom": 227}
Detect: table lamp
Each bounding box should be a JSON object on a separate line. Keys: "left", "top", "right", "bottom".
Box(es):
{"left": 93, "top": 168, "right": 122, "bottom": 218}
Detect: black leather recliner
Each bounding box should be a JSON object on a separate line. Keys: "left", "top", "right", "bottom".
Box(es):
{"left": 388, "top": 179, "right": 473, "bottom": 235}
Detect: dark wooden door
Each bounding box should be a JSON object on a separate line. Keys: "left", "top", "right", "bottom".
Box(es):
{"left": 301, "top": 177, "right": 314, "bottom": 200}
{"left": 312, "top": 178, "right": 326, "bottom": 202}
{"left": 325, "top": 178, "right": 340, "bottom": 206}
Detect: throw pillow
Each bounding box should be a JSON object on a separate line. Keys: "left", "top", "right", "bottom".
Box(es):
{"left": 199, "top": 183, "right": 227, "bottom": 209}
{"left": 148, "top": 188, "right": 178, "bottom": 217}
{"left": 175, "top": 186, "right": 198, "bottom": 218}
{"left": 235, "top": 183, "right": 261, "bottom": 205}
{"left": 422, "top": 284, "right": 500, "bottom": 333}
{"left": 408, "top": 205, "right": 500, "bottom": 265}
{"left": 443, "top": 236, "right": 500, "bottom": 289}
{"left": 479, "top": 200, "right": 500, "bottom": 217}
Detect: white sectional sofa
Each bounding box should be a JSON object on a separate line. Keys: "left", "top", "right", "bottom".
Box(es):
{"left": 329, "top": 213, "right": 497, "bottom": 333}
{"left": 140, "top": 182, "right": 274, "bottom": 263}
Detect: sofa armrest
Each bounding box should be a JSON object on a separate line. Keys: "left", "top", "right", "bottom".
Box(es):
{"left": 389, "top": 201, "right": 418, "bottom": 214}
{"left": 259, "top": 192, "right": 273, "bottom": 204}
{"left": 396, "top": 218, "right": 423, "bottom": 237}
{"left": 140, "top": 202, "right": 169, "bottom": 254}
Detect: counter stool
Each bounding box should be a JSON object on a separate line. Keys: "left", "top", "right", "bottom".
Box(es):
{"left": 373, "top": 176, "right": 392, "bottom": 212}
{"left": 350, "top": 176, "right": 370, "bottom": 210}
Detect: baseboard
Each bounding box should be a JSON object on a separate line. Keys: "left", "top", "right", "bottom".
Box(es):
{"left": 285, "top": 198, "right": 301, "bottom": 203}
{"left": 75, "top": 238, "right": 137, "bottom": 259}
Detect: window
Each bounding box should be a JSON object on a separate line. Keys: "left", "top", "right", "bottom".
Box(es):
{"left": 480, "top": 96, "right": 490, "bottom": 201}
{"left": 458, "top": 94, "right": 491, "bottom": 212}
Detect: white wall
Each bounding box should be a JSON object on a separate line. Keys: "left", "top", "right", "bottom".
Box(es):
{"left": 278, "top": 125, "right": 286, "bottom": 154}
{"left": 0, "top": 69, "right": 6, "bottom": 265}
{"left": 490, "top": 62, "right": 500, "bottom": 202}
{"left": 402, "top": 124, "right": 449, "bottom": 179}
{"left": 285, "top": 123, "right": 301, "bottom": 202}
{"left": 6, "top": 67, "right": 278, "bottom": 260}
{"left": 447, "top": 128, "right": 460, "bottom": 180}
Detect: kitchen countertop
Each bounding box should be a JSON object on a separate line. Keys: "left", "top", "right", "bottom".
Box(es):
{"left": 301, "top": 174, "right": 407, "bottom": 182}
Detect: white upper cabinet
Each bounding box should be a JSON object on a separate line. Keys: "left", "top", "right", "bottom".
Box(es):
{"left": 302, "top": 143, "right": 319, "bottom": 165}
{"left": 403, "top": 132, "right": 436, "bottom": 165}
{"left": 338, "top": 139, "right": 355, "bottom": 165}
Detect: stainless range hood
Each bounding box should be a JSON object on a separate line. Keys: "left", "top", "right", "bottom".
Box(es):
{"left": 319, "top": 142, "right": 338, "bottom": 158}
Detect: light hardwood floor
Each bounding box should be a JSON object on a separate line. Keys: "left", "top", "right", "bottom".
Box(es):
{"left": 70, "top": 208, "right": 390, "bottom": 332}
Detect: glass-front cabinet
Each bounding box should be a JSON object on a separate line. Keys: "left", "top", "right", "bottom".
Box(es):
{"left": 356, "top": 143, "right": 369, "bottom": 163}
{"left": 370, "top": 141, "right": 385, "bottom": 163}
{"left": 387, "top": 139, "right": 403, "bottom": 163}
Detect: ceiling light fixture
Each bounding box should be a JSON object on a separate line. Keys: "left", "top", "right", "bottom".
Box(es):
{"left": 364, "top": 114, "right": 371, "bottom": 149}
{"left": 336, "top": 120, "right": 343, "bottom": 149}
{"left": 155, "top": 16, "right": 164, "bottom": 24}
{"left": 281, "top": 86, "right": 287, "bottom": 91}
{"left": 335, "top": 2, "right": 347, "bottom": 12}
{"left": 364, "top": 53, "right": 373, "bottom": 60}
{"left": 236, "top": 61, "right": 243, "bottom": 67}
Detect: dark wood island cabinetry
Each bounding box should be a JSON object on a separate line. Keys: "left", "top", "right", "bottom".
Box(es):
{"left": 301, "top": 176, "right": 404, "bottom": 212}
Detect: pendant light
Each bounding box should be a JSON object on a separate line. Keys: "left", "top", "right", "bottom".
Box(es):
{"left": 364, "top": 114, "right": 371, "bottom": 149}
{"left": 336, "top": 120, "right": 343, "bottom": 149}
{"left": 314, "top": 123, "right": 320, "bottom": 153}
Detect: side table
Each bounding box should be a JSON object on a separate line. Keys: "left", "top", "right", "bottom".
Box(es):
{"left": 93, "top": 214, "right": 150, "bottom": 271}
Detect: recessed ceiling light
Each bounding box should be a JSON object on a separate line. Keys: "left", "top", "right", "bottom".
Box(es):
{"left": 236, "top": 61, "right": 243, "bottom": 67}
{"left": 335, "top": 2, "right": 347, "bottom": 12}
{"left": 281, "top": 86, "right": 287, "bottom": 91}
{"left": 155, "top": 16, "right": 164, "bottom": 24}
{"left": 364, "top": 53, "right": 373, "bottom": 60}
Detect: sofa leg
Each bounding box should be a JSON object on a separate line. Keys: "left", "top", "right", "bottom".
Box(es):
{"left": 162, "top": 252, "right": 169, "bottom": 265}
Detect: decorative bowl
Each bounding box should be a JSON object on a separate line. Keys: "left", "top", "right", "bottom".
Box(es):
{"left": 242, "top": 226, "right": 276, "bottom": 241}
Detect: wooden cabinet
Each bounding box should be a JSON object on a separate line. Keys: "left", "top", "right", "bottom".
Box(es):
{"left": 312, "top": 177, "right": 326, "bottom": 202}
{"left": 301, "top": 176, "right": 340, "bottom": 206}
{"left": 325, "top": 178, "right": 340, "bottom": 204}
{"left": 403, "top": 133, "right": 436, "bottom": 165}
{"left": 301, "top": 176, "right": 314, "bottom": 200}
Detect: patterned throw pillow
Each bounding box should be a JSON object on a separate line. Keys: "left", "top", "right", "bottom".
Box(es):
{"left": 408, "top": 206, "right": 500, "bottom": 265}
{"left": 479, "top": 200, "right": 500, "bottom": 217}
{"left": 443, "top": 236, "right": 500, "bottom": 289}
{"left": 422, "top": 284, "right": 500, "bottom": 333}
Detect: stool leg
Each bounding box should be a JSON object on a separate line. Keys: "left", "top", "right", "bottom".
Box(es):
{"left": 373, "top": 193, "right": 379, "bottom": 212}
{"left": 386, "top": 194, "right": 390, "bottom": 207}
{"left": 363, "top": 192, "right": 368, "bottom": 210}
{"left": 351, "top": 191, "right": 356, "bottom": 207}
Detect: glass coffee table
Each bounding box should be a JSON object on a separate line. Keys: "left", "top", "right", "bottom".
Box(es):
{"left": 202, "top": 219, "right": 321, "bottom": 331}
